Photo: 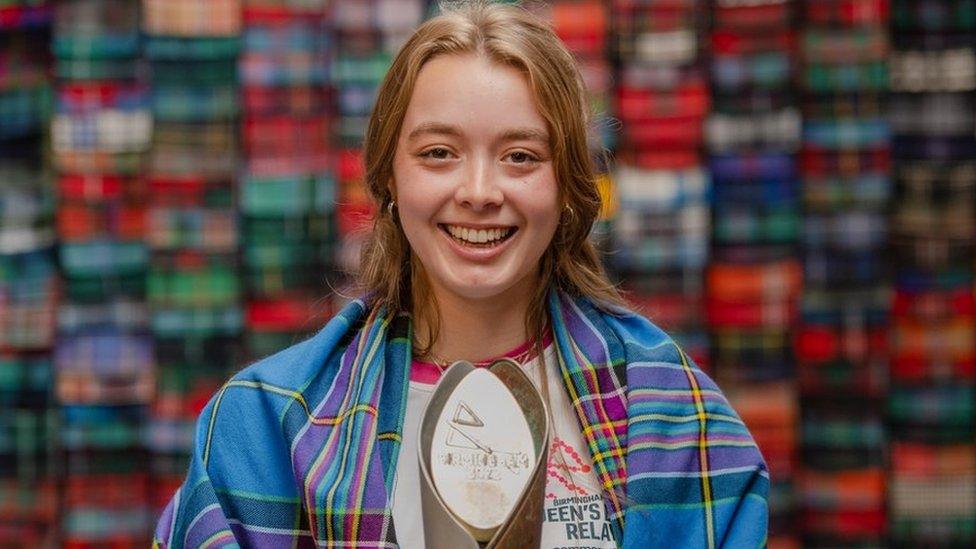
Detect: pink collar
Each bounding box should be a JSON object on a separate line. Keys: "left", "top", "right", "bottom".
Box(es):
{"left": 410, "top": 331, "right": 553, "bottom": 385}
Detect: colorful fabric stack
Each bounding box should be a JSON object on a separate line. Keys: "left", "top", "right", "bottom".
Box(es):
{"left": 543, "top": 0, "right": 616, "bottom": 250}
{"left": 239, "top": 0, "right": 334, "bottom": 365}
{"left": 51, "top": 0, "right": 153, "bottom": 546}
{"left": 610, "top": 0, "right": 711, "bottom": 369}
{"left": 889, "top": 0, "right": 976, "bottom": 544}
{"left": 141, "top": 0, "right": 243, "bottom": 524}
{"left": 0, "top": 2, "right": 55, "bottom": 545}
{"left": 796, "top": 1, "right": 891, "bottom": 546}
{"left": 706, "top": 0, "right": 801, "bottom": 545}
{"left": 331, "top": 0, "right": 424, "bottom": 286}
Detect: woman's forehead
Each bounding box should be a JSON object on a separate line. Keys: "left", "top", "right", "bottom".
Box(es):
{"left": 399, "top": 53, "right": 549, "bottom": 141}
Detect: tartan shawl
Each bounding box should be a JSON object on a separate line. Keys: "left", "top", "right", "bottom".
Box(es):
{"left": 154, "top": 290, "right": 769, "bottom": 548}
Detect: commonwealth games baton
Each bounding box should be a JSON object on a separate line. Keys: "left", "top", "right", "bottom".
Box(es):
{"left": 418, "top": 359, "right": 550, "bottom": 548}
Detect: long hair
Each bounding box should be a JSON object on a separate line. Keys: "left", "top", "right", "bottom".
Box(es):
{"left": 358, "top": 0, "right": 624, "bottom": 356}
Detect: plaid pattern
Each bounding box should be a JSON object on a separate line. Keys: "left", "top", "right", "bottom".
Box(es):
{"left": 804, "top": 60, "right": 888, "bottom": 92}
{"left": 892, "top": 0, "right": 976, "bottom": 31}
{"left": 54, "top": 331, "right": 154, "bottom": 405}
{"left": 154, "top": 292, "right": 767, "bottom": 547}
{"left": 0, "top": 479, "right": 57, "bottom": 546}
{"left": 152, "top": 85, "right": 239, "bottom": 123}
{"left": 890, "top": 92, "right": 975, "bottom": 136}
{"left": 143, "top": 0, "right": 242, "bottom": 37}
{"left": 0, "top": 250, "right": 57, "bottom": 350}
{"left": 145, "top": 37, "right": 242, "bottom": 62}
{"left": 0, "top": 85, "right": 49, "bottom": 139}
{"left": 806, "top": 0, "right": 889, "bottom": 26}
{"left": 803, "top": 172, "right": 889, "bottom": 211}
{"left": 52, "top": 0, "right": 139, "bottom": 58}
{"left": 889, "top": 442, "right": 976, "bottom": 544}
{"left": 706, "top": 109, "right": 801, "bottom": 152}
{"left": 0, "top": 3, "right": 51, "bottom": 30}
{"left": 147, "top": 208, "right": 237, "bottom": 252}
{"left": 147, "top": 259, "right": 240, "bottom": 309}
{"left": 714, "top": 1, "right": 790, "bottom": 30}
{"left": 802, "top": 27, "right": 888, "bottom": 64}
{"left": 890, "top": 48, "right": 976, "bottom": 92}
{"left": 242, "top": 85, "right": 330, "bottom": 116}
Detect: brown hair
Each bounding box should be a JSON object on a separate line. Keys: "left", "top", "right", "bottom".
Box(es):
{"left": 358, "top": 0, "right": 624, "bottom": 355}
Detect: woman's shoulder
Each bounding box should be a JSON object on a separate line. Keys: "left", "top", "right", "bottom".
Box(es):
{"left": 228, "top": 298, "right": 369, "bottom": 392}
{"left": 585, "top": 297, "right": 689, "bottom": 366}
{"left": 584, "top": 298, "right": 723, "bottom": 395}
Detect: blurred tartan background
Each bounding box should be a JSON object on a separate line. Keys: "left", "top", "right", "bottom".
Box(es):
{"left": 1, "top": 0, "right": 975, "bottom": 547}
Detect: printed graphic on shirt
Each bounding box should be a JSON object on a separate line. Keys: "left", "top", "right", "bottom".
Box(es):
{"left": 541, "top": 436, "right": 616, "bottom": 549}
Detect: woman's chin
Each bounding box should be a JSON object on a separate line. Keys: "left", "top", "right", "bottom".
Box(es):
{"left": 438, "top": 273, "right": 525, "bottom": 303}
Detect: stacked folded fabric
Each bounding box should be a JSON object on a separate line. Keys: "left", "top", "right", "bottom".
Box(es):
{"left": 609, "top": 0, "right": 711, "bottom": 369}
{"left": 796, "top": 1, "right": 891, "bottom": 545}
{"left": 0, "top": 3, "right": 54, "bottom": 544}
{"left": 706, "top": 0, "right": 801, "bottom": 544}
{"left": 239, "top": 0, "right": 334, "bottom": 364}
{"left": 142, "top": 0, "right": 243, "bottom": 526}
{"left": 889, "top": 0, "right": 976, "bottom": 545}
{"left": 52, "top": 1, "right": 153, "bottom": 545}
{"left": 545, "top": 0, "right": 616, "bottom": 249}
{"left": 331, "top": 0, "right": 424, "bottom": 293}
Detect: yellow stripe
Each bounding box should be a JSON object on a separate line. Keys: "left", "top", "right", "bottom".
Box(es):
{"left": 630, "top": 440, "right": 759, "bottom": 451}
{"left": 580, "top": 418, "right": 628, "bottom": 438}
{"left": 567, "top": 336, "right": 627, "bottom": 519}
{"left": 199, "top": 530, "right": 234, "bottom": 549}
{"left": 319, "top": 306, "right": 385, "bottom": 542}
{"left": 203, "top": 383, "right": 231, "bottom": 467}
{"left": 224, "top": 380, "right": 378, "bottom": 426}
{"left": 331, "top": 311, "right": 390, "bottom": 543}
{"left": 630, "top": 412, "right": 744, "bottom": 425}
{"left": 630, "top": 387, "right": 724, "bottom": 398}
{"left": 678, "top": 346, "right": 714, "bottom": 549}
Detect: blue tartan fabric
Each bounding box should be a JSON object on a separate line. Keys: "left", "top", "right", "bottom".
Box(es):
{"left": 154, "top": 291, "right": 768, "bottom": 548}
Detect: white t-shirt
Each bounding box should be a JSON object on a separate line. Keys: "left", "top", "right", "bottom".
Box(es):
{"left": 391, "top": 344, "right": 617, "bottom": 548}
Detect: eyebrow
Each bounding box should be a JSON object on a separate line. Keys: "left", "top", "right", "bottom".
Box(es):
{"left": 405, "top": 122, "right": 550, "bottom": 144}
{"left": 406, "top": 122, "right": 463, "bottom": 141}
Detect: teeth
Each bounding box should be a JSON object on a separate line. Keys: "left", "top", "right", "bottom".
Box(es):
{"left": 446, "top": 225, "right": 511, "bottom": 244}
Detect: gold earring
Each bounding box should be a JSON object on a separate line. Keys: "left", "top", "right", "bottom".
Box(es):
{"left": 563, "top": 203, "right": 575, "bottom": 218}
{"left": 387, "top": 199, "right": 396, "bottom": 216}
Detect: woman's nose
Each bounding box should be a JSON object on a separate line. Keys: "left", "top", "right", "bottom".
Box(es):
{"left": 454, "top": 158, "right": 504, "bottom": 210}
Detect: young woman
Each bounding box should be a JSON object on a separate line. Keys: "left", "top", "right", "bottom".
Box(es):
{"left": 154, "top": 3, "right": 768, "bottom": 548}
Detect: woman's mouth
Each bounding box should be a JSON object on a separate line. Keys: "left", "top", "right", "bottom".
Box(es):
{"left": 439, "top": 224, "right": 517, "bottom": 248}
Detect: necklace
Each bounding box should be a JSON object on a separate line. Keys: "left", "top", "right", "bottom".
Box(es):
{"left": 416, "top": 341, "right": 540, "bottom": 372}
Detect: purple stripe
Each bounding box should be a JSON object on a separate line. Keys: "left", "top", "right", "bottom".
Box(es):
{"left": 630, "top": 392, "right": 698, "bottom": 403}
{"left": 629, "top": 364, "right": 707, "bottom": 390}
{"left": 630, "top": 432, "right": 756, "bottom": 446}
{"left": 309, "top": 346, "right": 365, "bottom": 538}
{"left": 627, "top": 445, "right": 762, "bottom": 474}
{"left": 292, "top": 336, "right": 364, "bottom": 539}
{"left": 232, "top": 523, "right": 315, "bottom": 548}
{"left": 558, "top": 294, "right": 609, "bottom": 367}
{"left": 154, "top": 495, "right": 176, "bottom": 543}
{"left": 346, "top": 382, "right": 386, "bottom": 538}
{"left": 184, "top": 506, "right": 231, "bottom": 549}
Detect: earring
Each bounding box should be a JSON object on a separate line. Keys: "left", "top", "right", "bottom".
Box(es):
{"left": 387, "top": 199, "right": 396, "bottom": 216}
{"left": 563, "top": 203, "right": 575, "bottom": 219}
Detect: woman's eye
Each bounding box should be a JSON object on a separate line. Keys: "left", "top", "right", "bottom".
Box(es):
{"left": 421, "top": 147, "right": 451, "bottom": 160}
{"left": 507, "top": 151, "right": 537, "bottom": 164}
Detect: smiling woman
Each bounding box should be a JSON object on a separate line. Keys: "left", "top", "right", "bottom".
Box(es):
{"left": 152, "top": 2, "right": 769, "bottom": 548}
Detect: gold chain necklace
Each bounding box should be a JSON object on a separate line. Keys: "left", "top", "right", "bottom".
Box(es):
{"left": 416, "top": 342, "right": 539, "bottom": 372}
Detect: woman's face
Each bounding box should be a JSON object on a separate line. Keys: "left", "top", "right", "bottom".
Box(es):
{"left": 392, "top": 53, "right": 560, "bottom": 305}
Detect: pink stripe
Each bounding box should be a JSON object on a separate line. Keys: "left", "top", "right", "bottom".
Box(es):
{"left": 410, "top": 332, "right": 554, "bottom": 384}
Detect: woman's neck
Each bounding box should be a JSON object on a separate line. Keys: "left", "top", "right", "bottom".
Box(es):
{"left": 414, "top": 284, "right": 536, "bottom": 364}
